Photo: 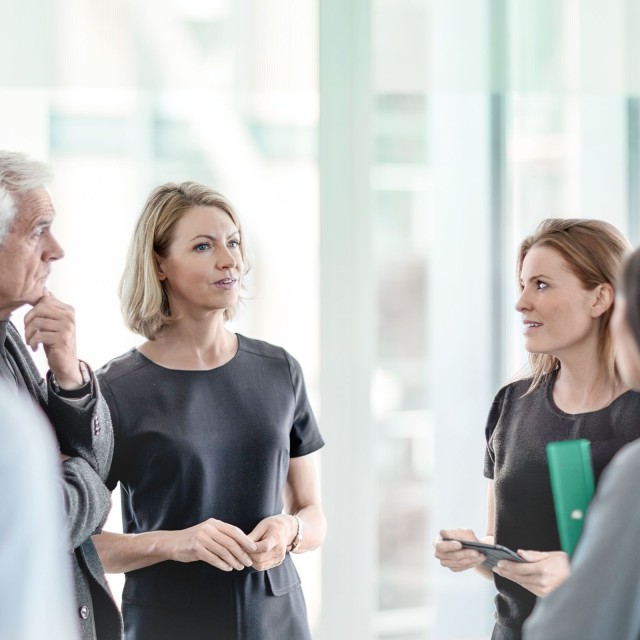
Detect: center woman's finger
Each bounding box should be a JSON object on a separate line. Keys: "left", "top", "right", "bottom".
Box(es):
{"left": 206, "top": 539, "right": 248, "bottom": 571}
{"left": 216, "top": 521, "right": 258, "bottom": 552}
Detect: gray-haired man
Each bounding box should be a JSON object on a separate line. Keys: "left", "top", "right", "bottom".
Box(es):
{"left": 0, "top": 150, "right": 122, "bottom": 639}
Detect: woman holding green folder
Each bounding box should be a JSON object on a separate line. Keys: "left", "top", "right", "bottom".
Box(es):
{"left": 434, "top": 219, "right": 640, "bottom": 640}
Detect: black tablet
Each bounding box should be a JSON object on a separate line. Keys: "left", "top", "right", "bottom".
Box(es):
{"left": 443, "top": 538, "right": 528, "bottom": 569}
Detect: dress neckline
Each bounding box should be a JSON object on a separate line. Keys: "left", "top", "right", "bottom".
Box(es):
{"left": 133, "top": 333, "right": 242, "bottom": 373}
{"left": 545, "top": 368, "right": 634, "bottom": 417}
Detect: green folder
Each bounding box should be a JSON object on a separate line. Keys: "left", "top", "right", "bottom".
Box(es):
{"left": 546, "top": 439, "right": 595, "bottom": 556}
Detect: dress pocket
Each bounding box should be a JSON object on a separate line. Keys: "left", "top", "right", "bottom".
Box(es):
{"left": 264, "top": 554, "right": 302, "bottom": 596}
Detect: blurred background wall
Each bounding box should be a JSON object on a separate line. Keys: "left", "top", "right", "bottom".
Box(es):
{"left": 1, "top": 1, "right": 639, "bottom": 638}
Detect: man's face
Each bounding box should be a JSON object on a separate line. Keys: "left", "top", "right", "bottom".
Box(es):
{"left": 0, "top": 188, "right": 64, "bottom": 317}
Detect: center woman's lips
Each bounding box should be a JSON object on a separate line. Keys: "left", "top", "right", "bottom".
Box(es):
{"left": 212, "top": 277, "right": 238, "bottom": 289}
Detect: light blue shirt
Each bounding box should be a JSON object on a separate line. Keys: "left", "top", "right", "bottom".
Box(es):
{"left": 0, "top": 382, "right": 79, "bottom": 640}
{"left": 524, "top": 439, "right": 640, "bottom": 640}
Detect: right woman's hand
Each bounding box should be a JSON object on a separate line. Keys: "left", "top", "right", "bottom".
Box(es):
{"left": 433, "top": 528, "right": 487, "bottom": 572}
{"left": 162, "top": 518, "right": 258, "bottom": 571}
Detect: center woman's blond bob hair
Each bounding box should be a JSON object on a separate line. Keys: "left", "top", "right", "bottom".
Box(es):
{"left": 120, "top": 181, "right": 251, "bottom": 340}
{"left": 516, "top": 217, "right": 631, "bottom": 393}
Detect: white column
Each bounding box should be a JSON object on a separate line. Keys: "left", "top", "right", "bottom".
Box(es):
{"left": 317, "top": 0, "right": 376, "bottom": 638}
{"left": 428, "top": 1, "right": 498, "bottom": 638}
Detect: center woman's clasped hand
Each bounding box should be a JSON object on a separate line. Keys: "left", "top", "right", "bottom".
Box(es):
{"left": 160, "top": 514, "right": 298, "bottom": 572}
{"left": 247, "top": 514, "right": 300, "bottom": 571}
{"left": 434, "top": 528, "right": 569, "bottom": 597}
{"left": 160, "top": 519, "right": 256, "bottom": 572}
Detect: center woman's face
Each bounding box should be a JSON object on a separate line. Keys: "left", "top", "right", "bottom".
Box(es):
{"left": 157, "top": 205, "right": 243, "bottom": 317}
{"left": 611, "top": 297, "right": 640, "bottom": 390}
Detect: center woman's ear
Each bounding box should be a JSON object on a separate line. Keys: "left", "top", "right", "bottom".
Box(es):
{"left": 591, "top": 282, "right": 615, "bottom": 318}
{"left": 154, "top": 252, "right": 167, "bottom": 281}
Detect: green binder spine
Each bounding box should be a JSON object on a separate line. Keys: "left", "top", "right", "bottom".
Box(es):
{"left": 546, "top": 439, "right": 595, "bottom": 556}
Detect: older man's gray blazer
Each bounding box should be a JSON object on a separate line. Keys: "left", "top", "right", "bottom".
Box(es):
{"left": 3, "top": 321, "right": 122, "bottom": 640}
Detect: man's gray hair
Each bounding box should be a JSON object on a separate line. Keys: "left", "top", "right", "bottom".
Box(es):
{"left": 0, "top": 151, "right": 53, "bottom": 243}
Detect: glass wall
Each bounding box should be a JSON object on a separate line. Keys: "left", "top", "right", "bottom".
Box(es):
{"left": 2, "top": 1, "right": 640, "bottom": 638}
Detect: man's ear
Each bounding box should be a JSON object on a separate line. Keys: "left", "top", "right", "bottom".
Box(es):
{"left": 591, "top": 282, "right": 614, "bottom": 318}
{"left": 154, "top": 252, "right": 167, "bottom": 282}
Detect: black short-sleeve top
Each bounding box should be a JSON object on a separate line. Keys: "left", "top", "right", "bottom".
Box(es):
{"left": 98, "top": 334, "right": 325, "bottom": 535}
{"left": 484, "top": 369, "right": 640, "bottom": 631}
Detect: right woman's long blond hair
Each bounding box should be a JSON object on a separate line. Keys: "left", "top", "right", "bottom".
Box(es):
{"left": 516, "top": 218, "right": 630, "bottom": 393}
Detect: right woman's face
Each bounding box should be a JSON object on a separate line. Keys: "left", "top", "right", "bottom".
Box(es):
{"left": 611, "top": 296, "right": 640, "bottom": 390}
{"left": 514, "top": 245, "right": 605, "bottom": 359}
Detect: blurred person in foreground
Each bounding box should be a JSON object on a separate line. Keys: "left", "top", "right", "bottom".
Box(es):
{"left": 0, "top": 381, "right": 78, "bottom": 640}
{"left": 0, "top": 150, "right": 122, "bottom": 639}
{"left": 523, "top": 245, "right": 640, "bottom": 640}
{"left": 434, "top": 219, "right": 640, "bottom": 639}
{"left": 93, "top": 182, "right": 326, "bottom": 640}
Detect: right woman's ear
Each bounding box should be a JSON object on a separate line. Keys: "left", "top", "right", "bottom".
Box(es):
{"left": 154, "top": 252, "right": 167, "bottom": 281}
